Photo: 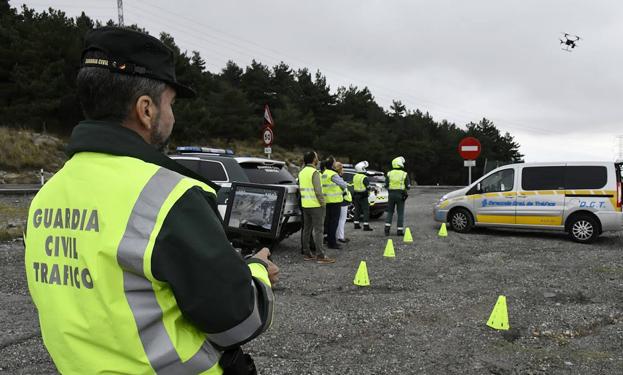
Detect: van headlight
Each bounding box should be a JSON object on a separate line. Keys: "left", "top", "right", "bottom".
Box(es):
{"left": 438, "top": 195, "right": 449, "bottom": 204}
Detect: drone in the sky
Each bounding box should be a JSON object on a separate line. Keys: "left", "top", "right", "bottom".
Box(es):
{"left": 560, "top": 33, "right": 581, "bottom": 52}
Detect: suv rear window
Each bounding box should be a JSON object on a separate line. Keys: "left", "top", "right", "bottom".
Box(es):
{"left": 174, "top": 159, "right": 228, "bottom": 182}
{"left": 522, "top": 166, "right": 565, "bottom": 190}
{"left": 564, "top": 166, "right": 607, "bottom": 189}
{"left": 199, "top": 160, "right": 228, "bottom": 182}
{"left": 240, "top": 163, "right": 295, "bottom": 184}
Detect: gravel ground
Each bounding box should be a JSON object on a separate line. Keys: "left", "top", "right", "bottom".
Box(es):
{"left": 1, "top": 188, "right": 622, "bottom": 374}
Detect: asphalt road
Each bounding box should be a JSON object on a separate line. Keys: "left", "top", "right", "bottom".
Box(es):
{"left": 1, "top": 187, "right": 622, "bottom": 374}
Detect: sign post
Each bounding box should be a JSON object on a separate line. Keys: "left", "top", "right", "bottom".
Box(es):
{"left": 262, "top": 104, "right": 274, "bottom": 159}
{"left": 262, "top": 126, "right": 273, "bottom": 159}
{"left": 458, "top": 137, "right": 481, "bottom": 185}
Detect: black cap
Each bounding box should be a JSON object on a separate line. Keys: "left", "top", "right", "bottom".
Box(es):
{"left": 82, "top": 27, "right": 195, "bottom": 98}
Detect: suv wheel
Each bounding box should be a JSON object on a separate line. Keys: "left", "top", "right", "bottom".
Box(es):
{"left": 449, "top": 208, "right": 473, "bottom": 233}
{"left": 568, "top": 215, "right": 599, "bottom": 243}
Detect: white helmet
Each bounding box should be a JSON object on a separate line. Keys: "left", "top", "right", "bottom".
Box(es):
{"left": 355, "top": 161, "right": 369, "bottom": 172}
{"left": 392, "top": 156, "right": 405, "bottom": 169}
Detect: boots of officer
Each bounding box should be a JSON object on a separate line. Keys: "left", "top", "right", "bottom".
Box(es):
{"left": 363, "top": 223, "right": 373, "bottom": 231}
{"left": 354, "top": 221, "right": 361, "bottom": 229}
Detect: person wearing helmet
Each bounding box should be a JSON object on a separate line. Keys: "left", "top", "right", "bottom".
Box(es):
{"left": 352, "top": 161, "right": 373, "bottom": 231}
{"left": 384, "top": 156, "right": 411, "bottom": 236}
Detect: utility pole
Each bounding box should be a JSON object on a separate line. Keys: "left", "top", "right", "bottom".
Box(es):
{"left": 117, "top": 0, "right": 124, "bottom": 26}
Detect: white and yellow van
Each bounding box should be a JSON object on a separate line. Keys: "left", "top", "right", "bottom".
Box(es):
{"left": 433, "top": 162, "right": 623, "bottom": 243}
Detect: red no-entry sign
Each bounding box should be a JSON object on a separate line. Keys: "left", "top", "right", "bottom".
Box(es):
{"left": 458, "top": 137, "right": 481, "bottom": 160}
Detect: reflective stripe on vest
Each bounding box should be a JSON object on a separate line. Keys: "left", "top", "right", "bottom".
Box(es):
{"left": 25, "top": 152, "right": 224, "bottom": 375}
{"left": 388, "top": 169, "right": 407, "bottom": 190}
{"left": 298, "top": 166, "right": 321, "bottom": 208}
{"left": 321, "top": 169, "right": 344, "bottom": 204}
{"left": 353, "top": 173, "right": 367, "bottom": 192}
{"left": 117, "top": 168, "right": 220, "bottom": 374}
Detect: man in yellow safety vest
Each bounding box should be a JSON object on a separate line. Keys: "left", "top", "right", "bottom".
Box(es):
{"left": 25, "top": 27, "right": 277, "bottom": 374}
{"left": 384, "top": 156, "right": 411, "bottom": 236}
{"left": 298, "top": 151, "right": 335, "bottom": 264}
{"left": 352, "top": 161, "right": 374, "bottom": 231}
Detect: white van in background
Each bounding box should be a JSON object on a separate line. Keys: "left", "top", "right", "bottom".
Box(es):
{"left": 433, "top": 162, "right": 623, "bottom": 243}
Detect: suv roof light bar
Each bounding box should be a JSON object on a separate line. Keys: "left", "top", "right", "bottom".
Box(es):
{"left": 176, "top": 146, "right": 235, "bottom": 155}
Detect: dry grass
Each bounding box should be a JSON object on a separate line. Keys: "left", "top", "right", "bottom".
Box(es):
{"left": 0, "top": 201, "right": 28, "bottom": 241}
{"left": 0, "top": 127, "right": 66, "bottom": 171}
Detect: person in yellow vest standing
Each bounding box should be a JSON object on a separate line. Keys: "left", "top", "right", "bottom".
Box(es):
{"left": 322, "top": 157, "right": 348, "bottom": 249}
{"left": 352, "top": 161, "right": 374, "bottom": 231}
{"left": 24, "top": 27, "right": 277, "bottom": 375}
{"left": 334, "top": 162, "right": 352, "bottom": 244}
{"left": 298, "top": 151, "right": 335, "bottom": 264}
{"left": 384, "top": 156, "right": 411, "bottom": 236}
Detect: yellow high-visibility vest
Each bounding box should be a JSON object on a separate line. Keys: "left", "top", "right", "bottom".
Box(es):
{"left": 353, "top": 173, "right": 367, "bottom": 192}
{"left": 298, "top": 166, "right": 321, "bottom": 208}
{"left": 321, "top": 169, "right": 344, "bottom": 204}
{"left": 344, "top": 188, "right": 353, "bottom": 203}
{"left": 387, "top": 169, "right": 408, "bottom": 191}
{"left": 25, "top": 152, "right": 272, "bottom": 374}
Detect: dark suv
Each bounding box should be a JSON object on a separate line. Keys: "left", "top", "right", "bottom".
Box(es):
{"left": 170, "top": 147, "right": 302, "bottom": 245}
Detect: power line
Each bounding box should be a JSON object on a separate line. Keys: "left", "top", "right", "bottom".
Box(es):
{"left": 17, "top": 1, "right": 586, "bottom": 138}
{"left": 129, "top": 0, "right": 562, "bottom": 136}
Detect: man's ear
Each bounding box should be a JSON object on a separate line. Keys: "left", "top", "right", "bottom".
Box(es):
{"left": 134, "top": 95, "right": 156, "bottom": 130}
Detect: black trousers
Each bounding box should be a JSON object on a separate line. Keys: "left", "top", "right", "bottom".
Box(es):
{"left": 324, "top": 203, "right": 342, "bottom": 247}
{"left": 353, "top": 192, "right": 370, "bottom": 223}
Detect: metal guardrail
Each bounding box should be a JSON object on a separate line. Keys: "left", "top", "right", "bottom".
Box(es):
{"left": 0, "top": 184, "right": 41, "bottom": 194}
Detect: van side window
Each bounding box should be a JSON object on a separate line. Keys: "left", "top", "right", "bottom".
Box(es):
{"left": 522, "top": 167, "right": 565, "bottom": 190}
{"left": 480, "top": 169, "right": 514, "bottom": 193}
{"left": 199, "top": 161, "right": 228, "bottom": 182}
{"left": 564, "top": 166, "right": 607, "bottom": 189}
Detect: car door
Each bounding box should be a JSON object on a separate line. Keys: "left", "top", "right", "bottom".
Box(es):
{"left": 516, "top": 165, "right": 565, "bottom": 227}
{"left": 470, "top": 168, "right": 517, "bottom": 225}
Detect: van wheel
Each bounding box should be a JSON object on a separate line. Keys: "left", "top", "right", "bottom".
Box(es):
{"left": 449, "top": 208, "right": 473, "bottom": 233}
{"left": 568, "top": 215, "right": 599, "bottom": 243}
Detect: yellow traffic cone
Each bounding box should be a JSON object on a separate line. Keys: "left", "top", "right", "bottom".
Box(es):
{"left": 353, "top": 261, "right": 370, "bottom": 286}
{"left": 486, "top": 295, "right": 510, "bottom": 330}
{"left": 403, "top": 227, "right": 413, "bottom": 243}
{"left": 438, "top": 223, "right": 448, "bottom": 237}
{"left": 383, "top": 239, "right": 395, "bottom": 257}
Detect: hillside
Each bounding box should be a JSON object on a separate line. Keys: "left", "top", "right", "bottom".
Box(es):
{"left": 0, "top": 127, "right": 317, "bottom": 184}
{"left": 0, "top": 127, "right": 66, "bottom": 184}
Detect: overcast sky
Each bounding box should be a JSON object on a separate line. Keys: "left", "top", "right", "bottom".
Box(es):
{"left": 12, "top": 0, "right": 623, "bottom": 162}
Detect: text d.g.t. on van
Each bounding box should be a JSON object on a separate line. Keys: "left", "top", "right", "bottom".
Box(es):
{"left": 433, "top": 162, "right": 623, "bottom": 243}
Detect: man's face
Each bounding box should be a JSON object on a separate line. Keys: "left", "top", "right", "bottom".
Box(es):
{"left": 149, "top": 86, "right": 176, "bottom": 151}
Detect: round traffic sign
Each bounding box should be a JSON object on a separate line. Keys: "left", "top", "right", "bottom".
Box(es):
{"left": 458, "top": 137, "right": 481, "bottom": 160}
{"left": 262, "top": 127, "right": 274, "bottom": 146}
